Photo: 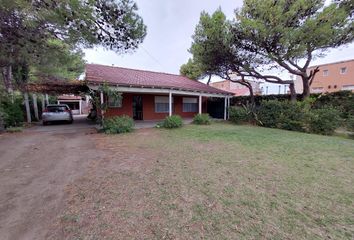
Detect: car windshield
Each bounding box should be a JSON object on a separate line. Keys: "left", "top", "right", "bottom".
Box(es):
{"left": 47, "top": 106, "right": 68, "bottom": 112}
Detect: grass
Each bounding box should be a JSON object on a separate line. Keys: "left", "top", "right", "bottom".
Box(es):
{"left": 52, "top": 122, "right": 354, "bottom": 239}
{"left": 6, "top": 126, "right": 23, "bottom": 133}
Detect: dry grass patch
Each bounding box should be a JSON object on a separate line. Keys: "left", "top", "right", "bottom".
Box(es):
{"left": 48, "top": 123, "right": 354, "bottom": 239}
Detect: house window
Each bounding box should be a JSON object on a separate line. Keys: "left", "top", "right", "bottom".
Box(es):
{"left": 183, "top": 97, "right": 198, "bottom": 112}
{"left": 155, "top": 96, "right": 172, "bottom": 113}
{"left": 342, "top": 85, "right": 354, "bottom": 91}
{"left": 108, "top": 95, "right": 122, "bottom": 108}
{"left": 323, "top": 70, "right": 329, "bottom": 76}
{"left": 312, "top": 87, "right": 324, "bottom": 93}
{"left": 340, "top": 67, "right": 347, "bottom": 74}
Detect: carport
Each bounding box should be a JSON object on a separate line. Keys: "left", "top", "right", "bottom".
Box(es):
{"left": 21, "top": 81, "right": 89, "bottom": 123}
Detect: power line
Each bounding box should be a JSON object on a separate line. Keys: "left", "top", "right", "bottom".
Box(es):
{"left": 141, "top": 46, "right": 165, "bottom": 69}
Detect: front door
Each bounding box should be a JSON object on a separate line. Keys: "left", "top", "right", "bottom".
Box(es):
{"left": 133, "top": 95, "right": 143, "bottom": 120}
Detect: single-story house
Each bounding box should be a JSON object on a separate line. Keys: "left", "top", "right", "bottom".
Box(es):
{"left": 85, "top": 64, "right": 233, "bottom": 120}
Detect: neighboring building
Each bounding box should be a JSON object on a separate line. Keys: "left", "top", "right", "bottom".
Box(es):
{"left": 57, "top": 95, "right": 90, "bottom": 115}
{"left": 85, "top": 64, "right": 233, "bottom": 120}
{"left": 294, "top": 59, "right": 354, "bottom": 94}
{"left": 211, "top": 79, "right": 261, "bottom": 96}
{"left": 260, "top": 82, "right": 291, "bottom": 95}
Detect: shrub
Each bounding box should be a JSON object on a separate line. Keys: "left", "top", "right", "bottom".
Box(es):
{"left": 257, "top": 100, "right": 310, "bottom": 131}
{"left": 162, "top": 115, "right": 183, "bottom": 128}
{"left": 102, "top": 115, "right": 134, "bottom": 134}
{"left": 0, "top": 109, "right": 6, "bottom": 132}
{"left": 277, "top": 102, "right": 308, "bottom": 132}
{"left": 229, "top": 106, "right": 251, "bottom": 124}
{"left": 346, "top": 115, "right": 354, "bottom": 132}
{"left": 308, "top": 107, "right": 341, "bottom": 135}
{"left": 193, "top": 113, "right": 211, "bottom": 125}
{"left": 257, "top": 100, "right": 284, "bottom": 128}
{"left": 1, "top": 97, "right": 24, "bottom": 127}
{"left": 232, "top": 91, "right": 354, "bottom": 118}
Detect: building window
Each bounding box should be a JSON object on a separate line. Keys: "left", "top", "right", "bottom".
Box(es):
{"left": 342, "top": 85, "right": 354, "bottom": 91}
{"left": 323, "top": 70, "right": 329, "bottom": 76}
{"left": 108, "top": 95, "right": 122, "bottom": 108}
{"left": 340, "top": 67, "right": 347, "bottom": 74}
{"left": 183, "top": 97, "right": 198, "bottom": 112}
{"left": 155, "top": 96, "right": 172, "bottom": 113}
{"left": 312, "top": 87, "right": 324, "bottom": 93}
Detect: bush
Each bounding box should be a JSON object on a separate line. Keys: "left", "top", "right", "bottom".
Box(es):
{"left": 0, "top": 109, "right": 5, "bottom": 132}
{"left": 347, "top": 116, "right": 354, "bottom": 132}
{"left": 1, "top": 97, "right": 24, "bottom": 128}
{"left": 257, "top": 100, "right": 284, "bottom": 128}
{"left": 193, "top": 113, "right": 211, "bottom": 125}
{"left": 308, "top": 107, "right": 341, "bottom": 135}
{"left": 277, "top": 103, "right": 308, "bottom": 132}
{"left": 102, "top": 115, "right": 134, "bottom": 134}
{"left": 232, "top": 91, "right": 354, "bottom": 118}
{"left": 229, "top": 106, "right": 251, "bottom": 124}
{"left": 162, "top": 115, "right": 183, "bottom": 128}
{"left": 312, "top": 91, "right": 354, "bottom": 119}
{"left": 257, "top": 100, "right": 309, "bottom": 131}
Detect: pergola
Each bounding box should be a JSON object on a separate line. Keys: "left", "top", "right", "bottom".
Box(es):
{"left": 23, "top": 81, "right": 89, "bottom": 95}
{"left": 20, "top": 80, "right": 89, "bottom": 123}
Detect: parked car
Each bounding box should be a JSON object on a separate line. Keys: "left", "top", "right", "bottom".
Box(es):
{"left": 42, "top": 104, "right": 73, "bottom": 125}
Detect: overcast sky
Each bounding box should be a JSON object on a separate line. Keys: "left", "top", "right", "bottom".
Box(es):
{"left": 84, "top": 0, "right": 354, "bottom": 82}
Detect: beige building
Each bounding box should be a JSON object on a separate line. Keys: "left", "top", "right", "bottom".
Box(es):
{"left": 211, "top": 79, "right": 261, "bottom": 96}
{"left": 294, "top": 59, "right": 354, "bottom": 94}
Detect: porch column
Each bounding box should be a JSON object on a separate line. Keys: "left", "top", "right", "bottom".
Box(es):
{"left": 45, "top": 94, "right": 49, "bottom": 105}
{"left": 41, "top": 94, "right": 45, "bottom": 111}
{"left": 24, "top": 92, "right": 31, "bottom": 123}
{"left": 100, "top": 91, "right": 104, "bottom": 118}
{"left": 224, "top": 97, "right": 227, "bottom": 120}
{"left": 169, "top": 91, "right": 172, "bottom": 117}
{"left": 227, "top": 97, "right": 231, "bottom": 120}
{"left": 79, "top": 100, "right": 82, "bottom": 115}
{"left": 32, "top": 94, "right": 39, "bottom": 121}
{"left": 198, "top": 94, "right": 202, "bottom": 114}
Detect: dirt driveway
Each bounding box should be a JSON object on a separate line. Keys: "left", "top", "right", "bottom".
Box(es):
{"left": 0, "top": 121, "right": 102, "bottom": 240}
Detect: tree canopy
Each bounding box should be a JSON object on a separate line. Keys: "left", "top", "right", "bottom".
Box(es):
{"left": 0, "top": 0, "right": 146, "bottom": 91}
{"left": 180, "top": 58, "right": 204, "bottom": 81}
{"left": 183, "top": 1, "right": 354, "bottom": 100}
{"left": 236, "top": 0, "right": 354, "bottom": 98}
{"left": 182, "top": 8, "right": 296, "bottom": 104}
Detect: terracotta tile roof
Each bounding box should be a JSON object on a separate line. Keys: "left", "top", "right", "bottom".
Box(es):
{"left": 85, "top": 64, "right": 233, "bottom": 95}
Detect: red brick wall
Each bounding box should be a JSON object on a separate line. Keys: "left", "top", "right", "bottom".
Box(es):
{"left": 105, "top": 93, "right": 207, "bottom": 120}
{"left": 105, "top": 93, "right": 134, "bottom": 118}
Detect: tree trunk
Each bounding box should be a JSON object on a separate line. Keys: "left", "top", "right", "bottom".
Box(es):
{"left": 206, "top": 74, "right": 212, "bottom": 85}
{"left": 32, "top": 94, "right": 39, "bottom": 121}
{"left": 249, "top": 85, "right": 255, "bottom": 107}
{"left": 289, "top": 83, "right": 296, "bottom": 102}
{"left": 41, "top": 94, "right": 45, "bottom": 112}
{"left": 302, "top": 76, "right": 311, "bottom": 100}
{"left": 24, "top": 92, "right": 31, "bottom": 123}
{"left": 1, "top": 65, "right": 14, "bottom": 93}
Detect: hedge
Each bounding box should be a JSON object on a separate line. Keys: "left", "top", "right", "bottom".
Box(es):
{"left": 231, "top": 91, "right": 354, "bottom": 119}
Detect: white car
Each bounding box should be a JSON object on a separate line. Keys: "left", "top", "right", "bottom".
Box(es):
{"left": 42, "top": 104, "right": 73, "bottom": 125}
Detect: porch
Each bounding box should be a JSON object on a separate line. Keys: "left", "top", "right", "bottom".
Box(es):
{"left": 91, "top": 85, "right": 232, "bottom": 121}
{"left": 86, "top": 64, "right": 234, "bottom": 121}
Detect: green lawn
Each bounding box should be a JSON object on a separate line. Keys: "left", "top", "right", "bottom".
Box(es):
{"left": 54, "top": 123, "right": 354, "bottom": 240}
